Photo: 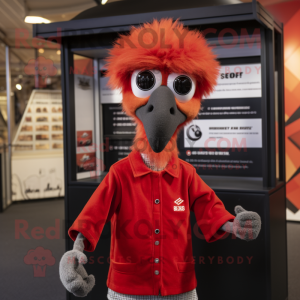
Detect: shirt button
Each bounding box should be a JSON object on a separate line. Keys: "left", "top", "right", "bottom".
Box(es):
{"left": 155, "top": 241, "right": 159, "bottom": 246}
{"left": 154, "top": 270, "right": 159, "bottom": 275}
{"left": 155, "top": 229, "right": 160, "bottom": 234}
{"left": 155, "top": 258, "right": 159, "bottom": 263}
{"left": 155, "top": 199, "right": 160, "bottom": 204}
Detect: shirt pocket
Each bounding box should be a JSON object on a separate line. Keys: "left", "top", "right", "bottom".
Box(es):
{"left": 111, "top": 259, "right": 137, "bottom": 274}
{"left": 177, "top": 262, "right": 195, "bottom": 273}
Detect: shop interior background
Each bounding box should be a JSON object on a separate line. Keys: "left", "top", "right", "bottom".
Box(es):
{"left": 0, "top": 1, "right": 299, "bottom": 300}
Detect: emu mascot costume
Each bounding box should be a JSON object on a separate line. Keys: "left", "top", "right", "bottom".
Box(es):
{"left": 59, "top": 19, "right": 261, "bottom": 299}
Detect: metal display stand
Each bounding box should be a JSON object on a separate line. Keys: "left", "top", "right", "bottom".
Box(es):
{"left": 34, "top": 1, "right": 287, "bottom": 300}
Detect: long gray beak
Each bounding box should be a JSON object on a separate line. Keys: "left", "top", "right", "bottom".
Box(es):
{"left": 136, "top": 86, "right": 186, "bottom": 153}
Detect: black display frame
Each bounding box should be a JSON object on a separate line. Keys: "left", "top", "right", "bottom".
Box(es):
{"left": 33, "top": 2, "right": 285, "bottom": 188}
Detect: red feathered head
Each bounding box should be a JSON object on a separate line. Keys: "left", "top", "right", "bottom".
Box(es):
{"left": 106, "top": 19, "right": 219, "bottom": 169}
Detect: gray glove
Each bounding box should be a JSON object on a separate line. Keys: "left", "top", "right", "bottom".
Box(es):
{"left": 221, "top": 205, "right": 261, "bottom": 241}
{"left": 59, "top": 233, "right": 95, "bottom": 297}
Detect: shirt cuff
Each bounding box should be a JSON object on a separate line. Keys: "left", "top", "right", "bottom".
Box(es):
{"left": 204, "top": 213, "right": 235, "bottom": 243}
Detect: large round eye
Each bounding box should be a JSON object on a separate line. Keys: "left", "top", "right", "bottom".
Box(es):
{"left": 167, "top": 73, "right": 196, "bottom": 102}
{"left": 131, "top": 70, "right": 162, "bottom": 98}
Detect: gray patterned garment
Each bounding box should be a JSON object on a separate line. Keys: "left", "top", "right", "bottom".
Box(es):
{"left": 107, "top": 288, "right": 198, "bottom": 300}
{"left": 140, "top": 153, "right": 166, "bottom": 171}
{"left": 106, "top": 153, "right": 198, "bottom": 300}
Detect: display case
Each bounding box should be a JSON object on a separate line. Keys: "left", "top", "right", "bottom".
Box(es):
{"left": 34, "top": 1, "right": 287, "bottom": 300}
{"left": 12, "top": 90, "right": 64, "bottom": 201}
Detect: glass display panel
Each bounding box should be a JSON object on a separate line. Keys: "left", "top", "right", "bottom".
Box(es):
{"left": 73, "top": 55, "right": 96, "bottom": 180}
{"left": 177, "top": 27, "right": 263, "bottom": 177}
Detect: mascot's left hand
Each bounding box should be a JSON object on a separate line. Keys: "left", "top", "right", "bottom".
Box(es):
{"left": 221, "top": 206, "right": 261, "bottom": 241}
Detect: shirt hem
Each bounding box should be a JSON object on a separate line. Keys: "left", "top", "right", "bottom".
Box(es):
{"left": 107, "top": 282, "right": 197, "bottom": 296}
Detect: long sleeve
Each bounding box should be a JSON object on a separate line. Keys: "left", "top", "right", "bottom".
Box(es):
{"left": 189, "top": 168, "right": 234, "bottom": 243}
{"left": 68, "top": 166, "right": 121, "bottom": 252}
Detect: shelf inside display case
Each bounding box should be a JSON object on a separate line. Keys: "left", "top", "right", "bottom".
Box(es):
{"left": 11, "top": 90, "right": 65, "bottom": 201}
{"left": 12, "top": 90, "right": 63, "bottom": 154}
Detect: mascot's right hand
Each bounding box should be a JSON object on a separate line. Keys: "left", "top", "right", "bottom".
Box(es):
{"left": 59, "top": 233, "right": 95, "bottom": 297}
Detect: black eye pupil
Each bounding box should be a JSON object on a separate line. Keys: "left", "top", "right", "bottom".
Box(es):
{"left": 173, "top": 76, "right": 192, "bottom": 95}
{"left": 136, "top": 71, "right": 155, "bottom": 91}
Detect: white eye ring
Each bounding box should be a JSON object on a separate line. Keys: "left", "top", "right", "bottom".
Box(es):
{"left": 131, "top": 70, "right": 162, "bottom": 98}
{"left": 167, "top": 73, "right": 196, "bottom": 102}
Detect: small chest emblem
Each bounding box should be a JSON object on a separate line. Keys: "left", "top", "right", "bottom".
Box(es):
{"left": 174, "top": 198, "right": 185, "bottom": 211}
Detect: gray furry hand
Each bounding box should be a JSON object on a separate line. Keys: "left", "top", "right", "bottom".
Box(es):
{"left": 221, "top": 206, "right": 261, "bottom": 241}
{"left": 59, "top": 233, "right": 95, "bottom": 297}
{"left": 233, "top": 205, "right": 261, "bottom": 241}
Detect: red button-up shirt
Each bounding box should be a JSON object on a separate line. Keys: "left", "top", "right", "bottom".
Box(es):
{"left": 69, "top": 150, "right": 235, "bottom": 296}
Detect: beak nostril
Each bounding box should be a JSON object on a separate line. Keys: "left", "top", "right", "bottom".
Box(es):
{"left": 170, "top": 107, "right": 175, "bottom": 115}
{"left": 147, "top": 105, "right": 154, "bottom": 113}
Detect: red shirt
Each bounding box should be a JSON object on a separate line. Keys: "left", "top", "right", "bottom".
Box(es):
{"left": 69, "top": 150, "right": 235, "bottom": 296}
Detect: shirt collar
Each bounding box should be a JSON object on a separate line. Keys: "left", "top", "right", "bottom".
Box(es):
{"left": 128, "top": 150, "right": 180, "bottom": 178}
